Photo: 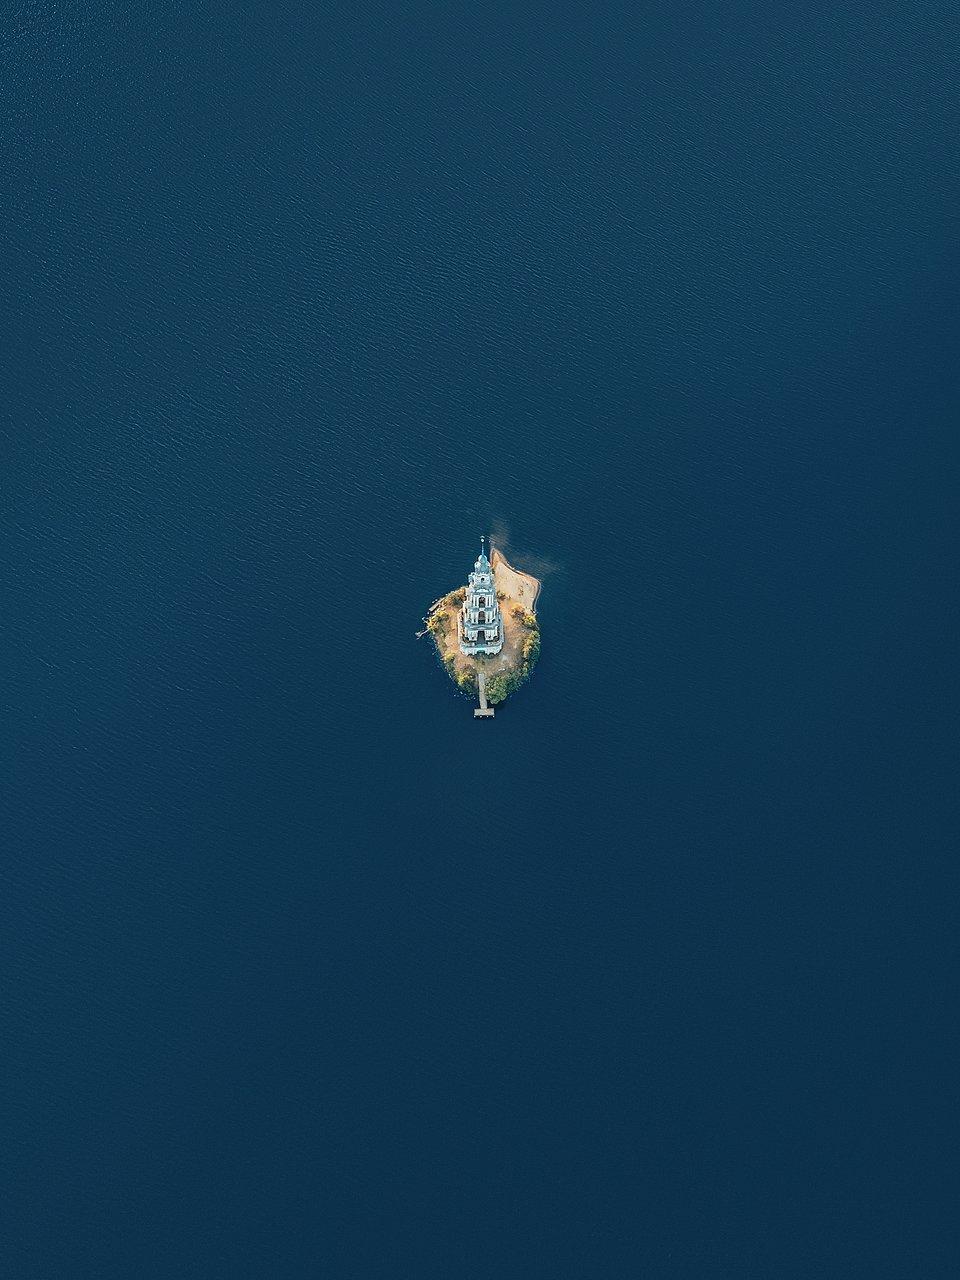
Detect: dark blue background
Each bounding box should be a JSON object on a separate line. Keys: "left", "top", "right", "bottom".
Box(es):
{"left": 3, "top": 1, "right": 958, "bottom": 1275}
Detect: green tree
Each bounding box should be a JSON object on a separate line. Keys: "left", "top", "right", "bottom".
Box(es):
{"left": 487, "top": 671, "right": 523, "bottom": 703}
{"left": 456, "top": 668, "right": 477, "bottom": 694}
{"left": 427, "top": 610, "right": 448, "bottom": 637}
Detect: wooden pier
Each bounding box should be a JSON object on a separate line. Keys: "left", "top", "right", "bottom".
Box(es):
{"left": 474, "top": 670, "right": 495, "bottom": 718}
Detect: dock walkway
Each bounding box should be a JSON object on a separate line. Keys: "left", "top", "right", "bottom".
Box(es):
{"left": 474, "top": 670, "right": 495, "bottom": 718}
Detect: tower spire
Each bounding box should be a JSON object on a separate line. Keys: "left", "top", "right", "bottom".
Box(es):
{"left": 458, "top": 539, "right": 503, "bottom": 657}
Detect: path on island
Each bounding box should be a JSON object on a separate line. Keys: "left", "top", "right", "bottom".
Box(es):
{"left": 474, "top": 670, "right": 494, "bottom": 718}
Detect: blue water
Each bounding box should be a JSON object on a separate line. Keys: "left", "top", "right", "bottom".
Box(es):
{"left": 3, "top": 2, "right": 958, "bottom": 1275}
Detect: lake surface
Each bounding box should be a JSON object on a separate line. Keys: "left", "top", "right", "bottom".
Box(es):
{"left": 3, "top": 1, "right": 958, "bottom": 1275}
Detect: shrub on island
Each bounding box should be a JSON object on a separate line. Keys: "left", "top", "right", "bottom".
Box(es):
{"left": 456, "top": 668, "right": 477, "bottom": 695}
{"left": 486, "top": 671, "right": 521, "bottom": 703}
{"left": 427, "top": 610, "right": 448, "bottom": 638}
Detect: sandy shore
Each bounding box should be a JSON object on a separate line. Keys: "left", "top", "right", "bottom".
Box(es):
{"left": 490, "top": 548, "right": 541, "bottom": 614}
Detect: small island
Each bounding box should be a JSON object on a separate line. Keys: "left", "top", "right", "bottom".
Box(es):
{"left": 424, "top": 540, "right": 541, "bottom": 716}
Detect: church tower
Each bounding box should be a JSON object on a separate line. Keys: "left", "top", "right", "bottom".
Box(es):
{"left": 458, "top": 538, "right": 504, "bottom": 656}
